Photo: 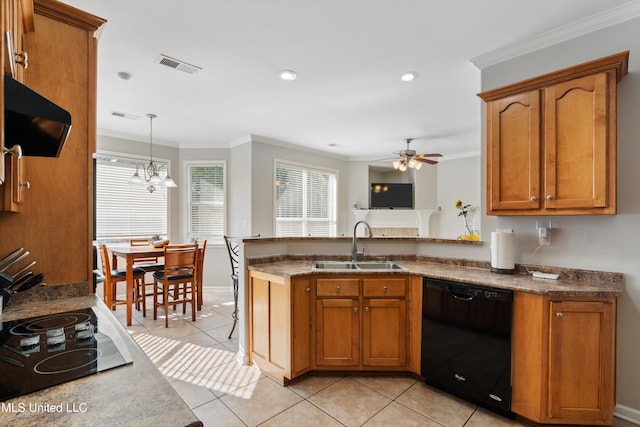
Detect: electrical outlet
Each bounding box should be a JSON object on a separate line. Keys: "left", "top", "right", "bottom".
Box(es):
{"left": 536, "top": 221, "right": 552, "bottom": 245}
{"left": 538, "top": 226, "right": 551, "bottom": 245}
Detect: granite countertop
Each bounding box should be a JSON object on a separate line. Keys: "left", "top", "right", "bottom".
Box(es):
{"left": 247, "top": 258, "right": 622, "bottom": 297}
{"left": 0, "top": 293, "right": 202, "bottom": 427}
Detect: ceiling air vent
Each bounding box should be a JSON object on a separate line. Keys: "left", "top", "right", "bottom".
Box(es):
{"left": 111, "top": 111, "right": 141, "bottom": 120}
{"left": 156, "top": 54, "right": 202, "bottom": 74}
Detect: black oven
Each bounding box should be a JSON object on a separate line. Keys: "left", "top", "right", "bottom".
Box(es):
{"left": 421, "top": 278, "right": 514, "bottom": 418}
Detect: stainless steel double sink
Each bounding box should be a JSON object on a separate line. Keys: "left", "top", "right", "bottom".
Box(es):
{"left": 311, "top": 260, "right": 407, "bottom": 271}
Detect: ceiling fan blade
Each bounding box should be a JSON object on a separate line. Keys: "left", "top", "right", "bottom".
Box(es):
{"left": 415, "top": 157, "right": 439, "bottom": 165}
{"left": 415, "top": 153, "right": 443, "bottom": 158}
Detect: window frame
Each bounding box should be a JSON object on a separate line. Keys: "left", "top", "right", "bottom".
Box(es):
{"left": 94, "top": 150, "right": 173, "bottom": 241}
{"left": 184, "top": 160, "right": 227, "bottom": 243}
{"left": 273, "top": 158, "right": 338, "bottom": 237}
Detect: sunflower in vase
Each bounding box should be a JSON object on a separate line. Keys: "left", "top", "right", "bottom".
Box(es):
{"left": 455, "top": 200, "right": 479, "bottom": 240}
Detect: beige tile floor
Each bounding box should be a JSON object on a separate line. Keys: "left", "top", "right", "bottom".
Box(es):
{"left": 110, "top": 288, "right": 639, "bottom": 427}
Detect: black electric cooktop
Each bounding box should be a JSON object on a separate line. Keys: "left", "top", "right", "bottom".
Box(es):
{"left": 0, "top": 307, "right": 133, "bottom": 401}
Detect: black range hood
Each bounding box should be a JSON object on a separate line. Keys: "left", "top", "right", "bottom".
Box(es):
{"left": 4, "top": 75, "right": 71, "bottom": 157}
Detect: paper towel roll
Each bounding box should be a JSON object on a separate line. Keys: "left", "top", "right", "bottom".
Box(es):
{"left": 491, "top": 231, "right": 515, "bottom": 273}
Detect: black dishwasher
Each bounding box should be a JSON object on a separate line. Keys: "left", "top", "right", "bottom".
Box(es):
{"left": 421, "top": 278, "right": 514, "bottom": 418}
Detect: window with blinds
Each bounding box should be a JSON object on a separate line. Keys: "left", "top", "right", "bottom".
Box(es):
{"left": 187, "top": 162, "right": 225, "bottom": 240}
{"left": 95, "top": 154, "right": 168, "bottom": 240}
{"left": 275, "top": 161, "right": 337, "bottom": 237}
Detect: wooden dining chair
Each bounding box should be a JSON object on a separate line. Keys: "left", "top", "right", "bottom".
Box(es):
{"left": 153, "top": 244, "right": 198, "bottom": 327}
{"left": 98, "top": 243, "right": 146, "bottom": 312}
{"left": 194, "top": 239, "right": 207, "bottom": 311}
{"left": 130, "top": 238, "right": 164, "bottom": 271}
{"left": 130, "top": 238, "right": 164, "bottom": 314}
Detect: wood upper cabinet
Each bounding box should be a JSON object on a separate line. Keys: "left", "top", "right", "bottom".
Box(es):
{"left": 480, "top": 51, "right": 629, "bottom": 216}
{"left": 0, "top": 0, "right": 105, "bottom": 285}
{"left": 1, "top": 153, "right": 27, "bottom": 211}
{"left": 4, "top": 0, "right": 34, "bottom": 81}
{"left": 512, "top": 292, "right": 616, "bottom": 425}
{"left": 487, "top": 90, "right": 541, "bottom": 211}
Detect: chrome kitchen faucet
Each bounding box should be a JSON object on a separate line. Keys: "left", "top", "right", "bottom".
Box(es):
{"left": 352, "top": 220, "right": 372, "bottom": 262}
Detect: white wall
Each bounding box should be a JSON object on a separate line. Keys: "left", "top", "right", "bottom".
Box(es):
{"left": 432, "top": 156, "right": 481, "bottom": 239}
{"left": 179, "top": 147, "right": 232, "bottom": 287}
{"left": 479, "top": 17, "right": 640, "bottom": 419}
{"left": 248, "top": 138, "right": 352, "bottom": 237}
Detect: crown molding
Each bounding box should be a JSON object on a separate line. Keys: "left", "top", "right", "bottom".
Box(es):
{"left": 470, "top": 0, "right": 640, "bottom": 70}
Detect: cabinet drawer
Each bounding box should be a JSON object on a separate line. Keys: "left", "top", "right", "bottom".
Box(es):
{"left": 363, "top": 278, "right": 406, "bottom": 297}
{"left": 316, "top": 278, "right": 359, "bottom": 297}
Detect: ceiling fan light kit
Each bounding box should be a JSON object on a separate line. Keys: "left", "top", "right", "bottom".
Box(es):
{"left": 391, "top": 138, "right": 442, "bottom": 171}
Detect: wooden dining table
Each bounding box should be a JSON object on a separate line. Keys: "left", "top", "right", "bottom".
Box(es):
{"left": 109, "top": 244, "right": 204, "bottom": 326}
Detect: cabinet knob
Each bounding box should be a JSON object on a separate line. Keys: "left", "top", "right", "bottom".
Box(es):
{"left": 365, "top": 306, "right": 369, "bottom": 312}
{"left": 547, "top": 195, "right": 554, "bottom": 200}
{"left": 383, "top": 286, "right": 388, "bottom": 292}
{"left": 556, "top": 312, "right": 563, "bottom": 318}
{"left": 336, "top": 285, "right": 341, "bottom": 292}
{"left": 14, "top": 51, "right": 28, "bottom": 69}
{"left": 354, "top": 307, "right": 358, "bottom": 313}
{"left": 20, "top": 181, "right": 30, "bottom": 190}
{"left": 305, "top": 287, "right": 310, "bottom": 293}
{"left": 530, "top": 196, "right": 537, "bottom": 202}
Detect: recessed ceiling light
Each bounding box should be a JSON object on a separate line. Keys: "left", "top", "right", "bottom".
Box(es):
{"left": 279, "top": 70, "right": 298, "bottom": 81}
{"left": 401, "top": 71, "right": 419, "bottom": 82}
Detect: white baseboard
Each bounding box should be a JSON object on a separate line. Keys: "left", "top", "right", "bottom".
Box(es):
{"left": 616, "top": 404, "right": 640, "bottom": 425}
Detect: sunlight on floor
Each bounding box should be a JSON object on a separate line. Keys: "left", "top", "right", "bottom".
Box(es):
{"left": 132, "top": 332, "right": 260, "bottom": 399}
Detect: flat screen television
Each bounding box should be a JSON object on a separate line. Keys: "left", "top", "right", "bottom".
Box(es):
{"left": 370, "top": 183, "right": 413, "bottom": 209}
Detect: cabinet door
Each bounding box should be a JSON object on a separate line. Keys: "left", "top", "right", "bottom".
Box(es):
{"left": 362, "top": 298, "right": 407, "bottom": 367}
{"left": 315, "top": 298, "right": 359, "bottom": 367}
{"left": 250, "top": 275, "right": 270, "bottom": 364}
{"left": 544, "top": 72, "right": 611, "bottom": 211}
{"left": 486, "top": 90, "right": 540, "bottom": 213}
{"left": 547, "top": 300, "right": 615, "bottom": 424}
{"left": 291, "top": 277, "right": 311, "bottom": 378}
{"left": 1, "top": 154, "right": 26, "bottom": 211}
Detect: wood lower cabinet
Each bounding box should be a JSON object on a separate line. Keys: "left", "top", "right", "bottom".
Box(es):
{"left": 315, "top": 297, "right": 360, "bottom": 367}
{"left": 479, "top": 51, "right": 628, "bottom": 216}
{"left": 314, "top": 275, "right": 408, "bottom": 370}
{"left": 249, "top": 271, "right": 311, "bottom": 383}
{"left": 512, "top": 292, "right": 616, "bottom": 425}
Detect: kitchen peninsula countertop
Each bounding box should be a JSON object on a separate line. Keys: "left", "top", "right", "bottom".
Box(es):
{"left": 247, "top": 257, "right": 622, "bottom": 297}
{"left": 0, "top": 292, "right": 202, "bottom": 427}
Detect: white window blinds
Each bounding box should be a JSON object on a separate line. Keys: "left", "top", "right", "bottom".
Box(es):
{"left": 95, "top": 155, "right": 168, "bottom": 239}
{"left": 187, "top": 163, "right": 225, "bottom": 240}
{"left": 275, "top": 161, "right": 337, "bottom": 237}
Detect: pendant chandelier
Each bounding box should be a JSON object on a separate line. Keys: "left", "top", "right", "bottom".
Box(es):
{"left": 128, "top": 113, "right": 177, "bottom": 193}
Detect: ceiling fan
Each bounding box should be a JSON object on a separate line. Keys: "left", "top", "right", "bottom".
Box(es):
{"left": 391, "top": 138, "right": 443, "bottom": 171}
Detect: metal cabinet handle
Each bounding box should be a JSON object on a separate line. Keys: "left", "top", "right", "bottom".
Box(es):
{"left": 547, "top": 195, "right": 554, "bottom": 200}
{"left": 305, "top": 287, "right": 310, "bottom": 293}
{"left": 336, "top": 285, "right": 341, "bottom": 292}
{"left": 530, "top": 196, "right": 537, "bottom": 202}
{"left": 20, "top": 181, "right": 30, "bottom": 190}
{"left": 383, "top": 286, "right": 388, "bottom": 292}
{"left": 365, "top": 306, "right": 369, "bottom": 312}
{"left": 14, "top": 51, "right": 28, "bottom": 69}
{"left": 354, "top": 307, "right": 358, "bottom": 313}
{"left": 556, "top": 312, "right": 563, "bottom": 318}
